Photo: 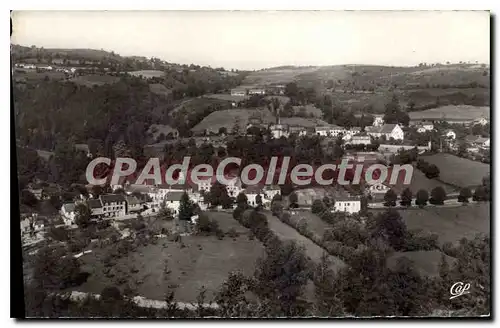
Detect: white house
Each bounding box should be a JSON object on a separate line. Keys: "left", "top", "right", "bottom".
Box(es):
{"left": 164, "top": 191, "right": 185, "bottom": 216}
{"left": 315, "top": 126, "right": 330, "bottom": 137}
{"left": 373, "top": 115, "right": 384, "bottom": 127}
{"left": 263, "top": 185, "right": 281, "bottom": 201}
{"left": 270, "top": 124, "right": 290, "bottom": 139}
{"left": 243, "top": 185, "right": 263, "bottom": 207}
{"left": 332, "top": 197, "right": 361, "bottom": 214}
{"left": 225, "top": 177, "right": 243, "bottom": 197}
{"left": 416, "top": 126, "right": 427, "bottom": 133}
{"left": 248, "top": 88, "right": 266, "bottom": 95}
{"left": 474, "top": 117, "right": 489, "bottom": 126}
{"left": 366, "top": 124, "right": 404, "bottom": 141}
{"left": 125, "top": 195, "right": 143, "bottom": 213}
{"left": 61, "top": 203, "right": 76, "bottom": 226}
{"left": 34, "top": 219, "right": 45, "bottom": 232}
{"left": 349, "top": 135, "right": 372, "bottom": 145}
{"left": 368, "top": 182, "right": 391, "bottom": 195}
{"left": 100, "top": 194, "right": 127, "bottom": 217}
{"left": 231, "top": 88, "right": 247, "bottom": 97}
{"left": 443, "top": 129, "right": 456, "bottom": 140}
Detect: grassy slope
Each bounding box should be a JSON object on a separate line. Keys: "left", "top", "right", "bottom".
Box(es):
{"left": 420, "top": 153, "right": 490, "bottom": 188}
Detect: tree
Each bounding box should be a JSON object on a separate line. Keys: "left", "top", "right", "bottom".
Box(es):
{"left": 311, "top": 199, "right": 326, "bottom": 214}
{"left": 207, "top": 182, "right": 232, "bottom": 209}
{"left": 157, "top": 201, "right": 174, "bottom": 221}
{"left": 372, "top": 210, "right": 407, "bottom": 251}
{"left": 473, "top": 186, "right": 488, "bottom": 202}
{"left": 482, "top": 175, "right": 491, "bottom": 200}
{"left": 218, "top": 127, "right": 227, "bottom": 135}
{"left": 21, "top": 190, "right": 39, "bottom": 208}
{"left": 75, "top": 203, "right": 91, "bottom": 228}
{"left": 415, "top": 189, "right": 429, "bottom": 208}
{"left": 425, "top": 164, "right": 440, "bottom": 179}
{"left": 383, "top": 189, "right": 397, "bottom": 207}
{"left": 254, "top": 240, "right": 310, "bottom": 316}
{"left": 429, "top": 186, "right": 446, "bottom": 205}
{"left": 400, "top": 188, "right": 413, "bottom": 207}
{"left": 178, "top": 192, "right": 195, "bottom": 221}
{"left": 457, "top": 187, "right": 472, "bottom": 204}
{"left": 91, "top": 185, "right": 105, "bottom": 198}
{"left": 288, "top": 192, "right": 299, "bottom": 208}
{"left": 255, "top": 194, "right": 263, "bottom": 209}
{"left": 235, "top": 192, "right": 248, "bottom": 209}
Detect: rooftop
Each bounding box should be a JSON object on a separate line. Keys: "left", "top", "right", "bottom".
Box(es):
{"left": 166, "top": 191, "right": 185, "bottom": 201}
{"left": 100, "top": 194, "right": 126, "bottom": 204}
{"left": 87, "top": 199, "right": 103, "bottom": 209}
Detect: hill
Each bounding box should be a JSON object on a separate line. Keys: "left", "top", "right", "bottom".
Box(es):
{"left": 191, "top": 108, "right": 275, "bottom": 134}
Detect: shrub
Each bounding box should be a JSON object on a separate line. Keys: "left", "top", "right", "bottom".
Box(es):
{"left": 227, "top": 228, "right": 239, "bottom": 238}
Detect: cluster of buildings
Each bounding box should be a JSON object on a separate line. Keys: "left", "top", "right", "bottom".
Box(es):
{"left": 59, "top": 174, "right": 284, "bottom": 225}
{"left": 230, "top": 84, "right": 286, "bottom": 97}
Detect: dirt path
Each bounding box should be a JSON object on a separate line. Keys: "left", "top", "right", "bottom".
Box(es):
{"left": 263, "top": 211, "right": 346, "bottom": 272}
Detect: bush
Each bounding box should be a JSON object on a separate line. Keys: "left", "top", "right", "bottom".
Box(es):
{"left": 227, "top": 228, "right": 239, "bottom": 238}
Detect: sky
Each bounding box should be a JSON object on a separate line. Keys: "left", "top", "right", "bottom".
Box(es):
{"left": 11, "top": 10, "right": 490, "bottom": 70}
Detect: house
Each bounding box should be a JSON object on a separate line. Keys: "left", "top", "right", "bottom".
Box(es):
{"left": 270, "top": 124, "right": 289, "bottom": 139}
{"left": 263, "top": 185, "right": 281, "bottom": 200}
{"left": 165, "top": 191, "right": 185, "bottom": 216}
{"left": 88, "top": 199, "right": 104, "bottom": 217}
{"left": 421, "top": 121, "right": 434, "bottom": 131}
{"left": 349, "top": 135, "right": 372, "bottom": 145}
{"left": 475, "top": 137, "right": 490, "bottom": 148}
{"left": 332, "top": 197, "right": 361, "bottom": 214}
{"left": 125, "top": 196, "right": 143, "bottom": 213}
{"left": 51, "top": 58, "right": 64, "bottom": 65}
{"left": 368, "top": 182, "right": 391, "bottom": 195}
{"left": 288, "top": 126, "right": 308, "bottom": 136}
{"left": 28, "top": 188, "right": 44, "bottom": 200}
{"left": 34, "top": 219, "right": 45, "bottom": 232}
{"left": 61, "top": 203, "right": 76, "bottom": 226}
{"left": 225, "top": 177, "right": 243, "bottom": 197}
{"left": 443, "top": 129, "right": 456, "bottom": 140}
{"left": 100, "top": 194, "right": 127, "bottom": 217}
{"left": 74, "top": 143, "right": 92, "bottom": 158}
{"left": 248, "top": 88, "right": 266, "bottom": 95}
{"left": 231, "top": 88, "right": 247, "bottom": 96}
{"left": 373, "top": 115, "right": 384, "bottom": 127}
{"left": 474, "top": 117, "right": 489, "bottom": 126}
{"left": 243, "top": 185, "right": 263, "bottom": 207}
{"left": 366, "top": 124, "right": 404, "bottom": 140}
{"left": 315, "top": 126, "right": 331, "bottom": 137}
{"left": 416, "top": 126, "right": 427, "bottom": 133}
{"left": 20, "top": 218, "right": 32, "bottom": 236}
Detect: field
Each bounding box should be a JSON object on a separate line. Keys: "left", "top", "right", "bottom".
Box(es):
{"left": 286, "top": 210, "right": 331, "bottom": 240}
{"left": 70, "top": 74, "right": 120, "bottom": 87}
{"left": 243, "top": 67, "right": 319, "bottom": 85}
{"left": 397, "top": 203, "right": 490, "bottom": 245}
{"left": 73, "top": 234, "right": 265, "bottom": 303}
{"left": 279, "top": 117, "right": 328, "bottom": 128}
{"left": 263, "top": 212, "right": 346, "bottom": 272}
{"left": 420, "top": 153, "right": 490, "bottom": 188}
{"left": 204, "top": 93, "right": 249, "bottom": 102}
{"left": 204, "top": 211, "right": 251, "bottom": 234}
{"left": 191, "top": 108, "right": 275, "bottom": 134}
{"left": 388, "top": 168, "right": 459, "bottom": 196}
{"left": 408, "top": 105, "right": 490, "bottom": 121}
{"left": 149, "top": 83, "right": 172, "bottom": 98}
{"left": 387, "top": 250, "right": 457, "bottom": 277}
{"left": 128, "top": 70, "right": 166, "bottom": 79}
{"left": 14, "top": 70, "right": 67, "bottom": 82}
